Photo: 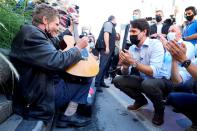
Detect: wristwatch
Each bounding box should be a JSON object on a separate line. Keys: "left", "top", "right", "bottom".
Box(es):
{"left": 181, "top": 59, "right": 191, "bottom": 68}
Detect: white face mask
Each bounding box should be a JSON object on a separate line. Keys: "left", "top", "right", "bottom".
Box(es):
{"left": 167, "top": 32, "right": 176, "bottom": 41}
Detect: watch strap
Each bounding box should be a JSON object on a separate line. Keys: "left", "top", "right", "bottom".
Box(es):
{"left": 181, "top": 59, "right": 191, "bottom": 68}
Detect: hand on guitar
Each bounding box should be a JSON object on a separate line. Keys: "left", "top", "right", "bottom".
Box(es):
{"left": 63, "top": 35, "right": 99, "bottom": 77}
{"left": 75, "top": 37, "right": 89, "bottom": 51}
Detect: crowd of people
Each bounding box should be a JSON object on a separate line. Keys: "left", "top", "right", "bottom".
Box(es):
{"left": 5, "top": 0, "right": 197, "bottom": 130}
{"left": 94, "top": 5, "right": 197, "bottom": 130}
{"left": 112, "top": 6, "right": 197, "bottom": 130}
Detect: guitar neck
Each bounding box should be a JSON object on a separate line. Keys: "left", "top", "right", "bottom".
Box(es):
{"left": 73, "top": 24, "right": 79, "bottom": 41}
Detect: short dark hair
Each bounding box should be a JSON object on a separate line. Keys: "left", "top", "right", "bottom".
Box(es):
{"left": 108, "top": 15, "right": 115, "bottom": 21}
{"left": 32, "top": 3, "right": 59, "bottom": 26}
{"left": 130, "top": 19, "right": 150, "bottom": 36}
{"left": 133, "top": 9, "right": 141, "bottom": 14}
{"left": 185, "top": 6, "right": 196, "bottom": 15}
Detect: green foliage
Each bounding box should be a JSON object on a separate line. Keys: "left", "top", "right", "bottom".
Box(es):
{"left": 0, "top": 0, "right": 33, "bottom": 48}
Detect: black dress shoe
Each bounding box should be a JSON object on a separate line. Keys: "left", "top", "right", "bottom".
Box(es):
{"left": 152, "top": 113, "right": 164, "bottom": 126}
{"left": 56, "top": 113, "right": 91, "bottom": 127}
{"left": 56, "top": 119, "right": 68, "bottom": 128}
{"left": 100, "top": 83, "right": 109, "bottom": 88}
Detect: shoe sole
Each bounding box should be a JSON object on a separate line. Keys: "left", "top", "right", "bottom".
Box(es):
{"left": 67, "top": 120, "right": 92, "bottom": 127}
{"left": 56, "top": 120, "right": 91, "bottom": 128}
{"left": 101, "top": 86, "right": 109, "bottom": 88}
{"left": 96, "top": 89, "right": 103, "bottom": 92}
{"left": 127, "top": 104, "right": 148, "bottom": 112}
{"left": 152, "top": 121, "right": 164, "bottom": 126}
{"left": 56, "top": 121, "right": 68, "bottom": 128}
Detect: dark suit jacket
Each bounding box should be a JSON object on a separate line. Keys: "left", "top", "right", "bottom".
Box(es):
{"left": 10, "top": 24, "right": 82, "bottom": 122}
{"left": 122, "top": 24, "right": 130, "bottom": 50}
{"left": 150, "top": 23, "right": 170, "bottom": 36}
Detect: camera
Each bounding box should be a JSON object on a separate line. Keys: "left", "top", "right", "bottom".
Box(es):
{"left": 79, "top": 32, "right": 95, "bottom": 49}
{"left": 65, "top": 14, "right": 72, "bottom": 28}
{"left": 164, "top": 15, "right": 176, "bottom": 25}
{"left": 146, "top": 17, "right": 155, "bottom": 21}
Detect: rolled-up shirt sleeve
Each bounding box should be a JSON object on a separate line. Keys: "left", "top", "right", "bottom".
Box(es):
{"left": 149, "top": 41, "right": 164, "bottom": 78}
{"left": 103, "top": 22, "right": 113, "bottom": 33}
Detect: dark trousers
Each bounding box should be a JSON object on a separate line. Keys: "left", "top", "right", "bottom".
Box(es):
{"left": 109, "top": 48, "right": 119, "bottom": 79}
{"left": 167, "top": 93, "right": 197, "bottom": 125}
{"left": 113, "top": 75, "right": 173, "bottom": 114}
{"left": 95, "top": 49, "right": 113, "bottom": 85}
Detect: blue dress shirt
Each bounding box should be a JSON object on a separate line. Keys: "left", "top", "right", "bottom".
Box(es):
{"left": 129, "top": 37, "right": 164, "bottom": 79}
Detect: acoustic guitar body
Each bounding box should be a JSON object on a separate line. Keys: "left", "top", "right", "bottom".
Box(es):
{"left": 62, "top": 35, "right": 99, "bottom": 77}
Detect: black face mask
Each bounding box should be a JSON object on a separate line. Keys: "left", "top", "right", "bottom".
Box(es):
{"left": 45, "top": 29, "right": 53, "bottom": 38}
{"left": 185, "top": 15, "right": 194, "bottom": 21}
{"left": 130, "top": 35, "right": 140, "bottom": 46}
{"left": 155, "top": 15, "right": 162, "bottom": 22}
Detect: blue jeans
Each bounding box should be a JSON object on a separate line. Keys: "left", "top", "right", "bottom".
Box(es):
{"left": 167, "top": 93, "right": 197, "bottom": 125}
{"left": 54, "top": 76, "right": 92, "bottom": 108}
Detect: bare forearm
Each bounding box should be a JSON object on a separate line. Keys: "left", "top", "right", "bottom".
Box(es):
{"left": 185, "top": 33, "right": 197, "bottom": 40}
{"left": 136, "top": 63, "right": 153, "bottom": 76}
{"left": 104, "top": 32, "right": 109, "bottom": 48}
{"left": 171, "top": 60, "right": 182, "bottom": 83}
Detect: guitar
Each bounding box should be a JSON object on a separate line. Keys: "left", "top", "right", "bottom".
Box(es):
{"left": 62, "top": 35, "right": 99, "bottom": 77}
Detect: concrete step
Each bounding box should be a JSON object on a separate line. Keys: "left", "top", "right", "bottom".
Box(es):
{"left": 0, "top": 114, "right": 23, "bottom": 131}
{"left": 0, "top": 95, "right": 52, "bottom": 131}
{"left": 16, "top": 119, "right": 45, "bottom": 131}
{"left": 0, "top": 95, "right": 12, "bottom": 123}
{"left": 0, "top": 113, "right": 52, "bottom": 131}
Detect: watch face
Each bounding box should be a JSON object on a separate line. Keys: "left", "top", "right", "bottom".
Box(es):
{"left": 185, "top": 61, "right": 190, "bottom": 67}
{"left": 182, "top": 60, "right": 191, "bottom": 68}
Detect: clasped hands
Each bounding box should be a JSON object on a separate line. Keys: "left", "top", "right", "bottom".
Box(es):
{"left": 166, "top": 40, "right": 187, "bottom": 63}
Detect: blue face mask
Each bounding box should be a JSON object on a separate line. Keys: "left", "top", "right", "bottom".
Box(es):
{"left": 89, "top": 42, "right": 95, "bottom": 49}
{"left": 133, "top": 15, "right": 139, "bottom": 20}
